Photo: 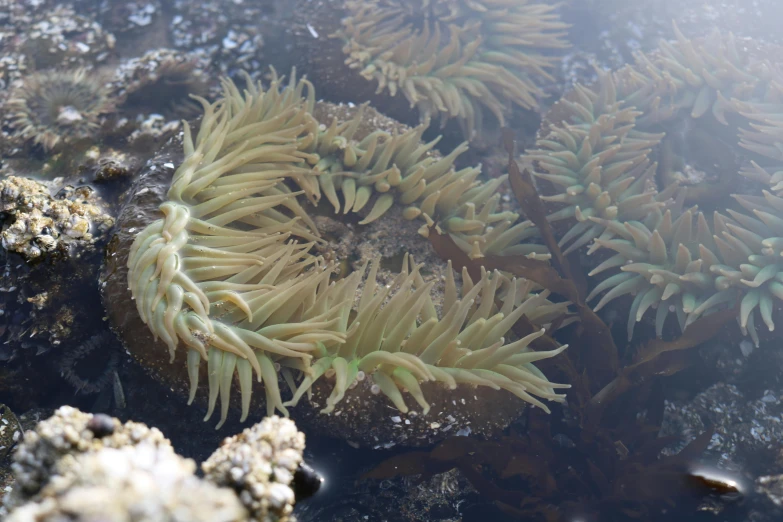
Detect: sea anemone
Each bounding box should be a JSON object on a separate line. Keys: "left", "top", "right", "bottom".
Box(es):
{"left": 528, "top": 72, "right": 676, "bottom": 255}
{"left": 121, "top": 69, "right": 569, "bottom": 432}
{"left": 111, "top": 49, "right": 211, "bottom": 119}
{"left": 527, "top": 26, "right": 783, "bottom": 344}
{"left": 299, "top": 0, "right": 569, "bottom": 139}
{"left": 586, "top": 209, "right": 722, "bottom": 340}
{"left": 60, "top": 331, "right": 120, "bottom": 395}
{"left": 7, "top": 68, "right": 115, "bottom": 151}
{"left": 735, "top": 98, "right": 783, "bottom": 198}
{"left": 697, "top": 192, "right": 783, "bottom": 346}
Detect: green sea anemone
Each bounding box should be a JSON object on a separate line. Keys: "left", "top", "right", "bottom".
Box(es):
{"left": 527, "top": 26, "right": 783, "bottom": 344}
{"left": 307, "top": 0, "right": 569, "bottom": 139}
{"left": 586, "top": 209, "right": 722, "bottom": 340}
{"left": 697, "top": 192, "right": 783, "bottom": 346}
{"left": 7, "top": 68, "right": 115, "bottom": 151}
{"left": 527, "top": 72, "right": 676, "bottom": 255}
{"left": 112, "top": 50, "right": 211, "bottom": 119}
{"left": 125, "top": 70, "right": 569, "bottom": 429}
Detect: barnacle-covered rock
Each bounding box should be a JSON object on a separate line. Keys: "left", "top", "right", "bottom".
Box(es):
{"left": 0, "top": 176, "right": 114, "bottom": 260}
{"left": 6, "top": 442, "right": 247, "bottom": 522}
{"left": 167, "top": 0, "right": 268, "bottom": 79}
{"left": 104, "top": 70, "right": 569, "bottom": 446}
{"left": 6, "top": 406, "right": 171, "bottom": 504}
{"left": 293, "top": 0, "right": 569, "bottom": 139}
{"left": 4, "top": 408, "right": 317, "bottom": 521}
{"left": 202, "top": 416, "right": 305, "bottom": 522}
{"left": 93, "top": 0, "right": 164, "bottom": 38}
{"left": 6, "top": 4, "right": 116, "bottom": 70}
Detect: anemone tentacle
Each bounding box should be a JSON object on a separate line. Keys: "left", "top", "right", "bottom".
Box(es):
{"left": 528, "top": 70, "right": 675, "bottom": 255}
{"left": 8, "top": 68, "right": 115, "bottom": 151}
{"left": 336, "top": 0, "right": 570, "bottom": 138}
{"left": 532, "top": 27, "right": 783, "bottom": 344}
{"left": 127, "top": 69, "right": 569, "bottom": 428}
{"left": 586, "top": 209, "right": 723, "bottom": 340}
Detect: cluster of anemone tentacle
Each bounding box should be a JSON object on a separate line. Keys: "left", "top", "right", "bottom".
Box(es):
{"left": 127, "top": 70, "right": 570, "bottom": 428}
{"left": 7, "top": 68, "right": 115, "bottom": 151}
{"left": 521, "top": 26, "right": 783, "bottom": 346}
{"left": 335, "top": 0, "right": 570, "bottom": 138}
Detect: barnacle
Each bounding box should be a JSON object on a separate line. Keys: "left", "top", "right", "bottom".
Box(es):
{"left": 7, "top": 68, "right": 115, "bottom": 151}
{"left": 334, "top": 0, "right": 569, "bottom": 138}
{"left": 125, "top": 70, "right": 569, "bottom": 430}
{"left": 531, "top": 26, "right": 783, "bottom": 344}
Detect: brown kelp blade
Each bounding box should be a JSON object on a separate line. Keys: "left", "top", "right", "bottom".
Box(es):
{"left": 502, "top": 128, "right": 576, "bottom": 286}
{"left": 587, "top": 307, "right": 736, "bottom": 425}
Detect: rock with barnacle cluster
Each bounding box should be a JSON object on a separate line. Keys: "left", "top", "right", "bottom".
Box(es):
{"left": 4, "top": 407, "right": 314, "bottom": 522}
{"left": 6, "top": 406, "right": 171, "bottom": 504}
{"left": 6, "top": 441, "right": 247, "bottom": 522}
{"left": 0, "top": 176, "right": 114, "bottom": 260}
{"left": 202, "top": 416, "right": 306, "bottom": 522}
